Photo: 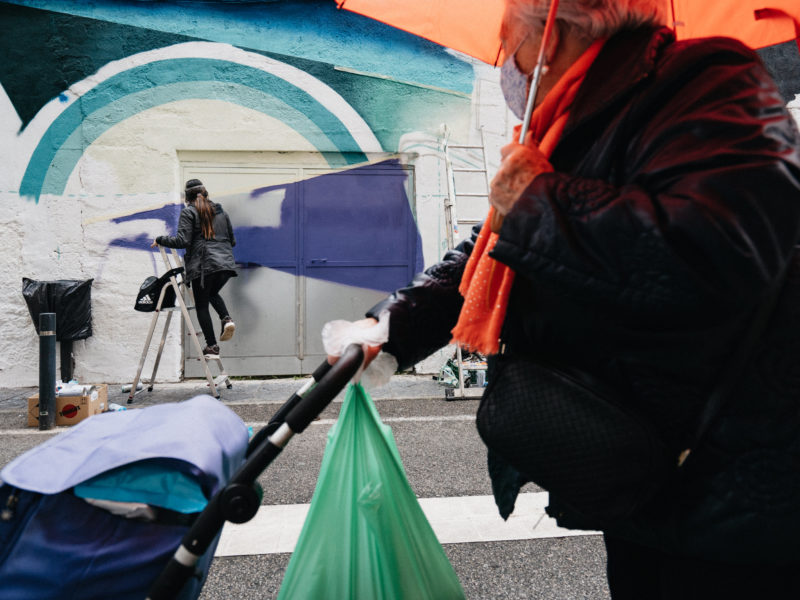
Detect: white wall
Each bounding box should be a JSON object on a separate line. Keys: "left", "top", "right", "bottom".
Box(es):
{"left": 0, "top": 45, "right": 507, "bottom": 385}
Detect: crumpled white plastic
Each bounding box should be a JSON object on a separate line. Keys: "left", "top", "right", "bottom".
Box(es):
{"left": 82, "top": 498, "right": 157, "bottom": 521}
{"left": 321, "top": 310, "right": 398, "bottom": 388}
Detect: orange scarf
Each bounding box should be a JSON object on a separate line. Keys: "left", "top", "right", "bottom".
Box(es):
{"left": 450, "top": 39, "right": 605, "bottom": 355}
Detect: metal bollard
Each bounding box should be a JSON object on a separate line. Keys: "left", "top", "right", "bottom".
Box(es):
{"left": 38, "top": 313, "right": 56, "bottom": 431}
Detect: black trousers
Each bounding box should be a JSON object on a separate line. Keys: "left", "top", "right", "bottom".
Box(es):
{"left": 192, "top": 271, "right": 232, "bottom": 347}
{"left": 604, "top": 534, "right": 800, "bottom": 600}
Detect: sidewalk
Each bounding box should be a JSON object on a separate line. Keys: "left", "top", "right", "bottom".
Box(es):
{"left": 0, "top": 373, "right": 475, "bottom": 430}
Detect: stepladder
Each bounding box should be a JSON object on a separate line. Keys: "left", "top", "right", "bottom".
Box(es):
{"left": 127, "top": 246, "right": 231, "bottom": 403}
{"left": 442, "top": 126, "right": 492, "bottom": 399}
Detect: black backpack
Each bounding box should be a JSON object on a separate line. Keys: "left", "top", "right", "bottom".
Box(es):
{"left": 134, "top": 268, "right": 183, "bottom": 312}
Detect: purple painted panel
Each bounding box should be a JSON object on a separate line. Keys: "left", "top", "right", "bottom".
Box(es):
{"left": 303, "top": 163, "right": 412, "bottom": 264}
{"left": 103, "top": 160, "right": 422, "bottom": 293}
{"left": 250, "top": 158, "right": 421, "bottom": 292}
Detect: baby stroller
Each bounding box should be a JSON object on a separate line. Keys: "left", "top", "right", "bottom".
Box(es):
{"left": 0, "top": 344, "right": 364, "bottom": 600}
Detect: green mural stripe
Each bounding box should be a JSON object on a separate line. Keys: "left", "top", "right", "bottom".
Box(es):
{"left": 20, "top": 57, "right": 369, "bottom": 201}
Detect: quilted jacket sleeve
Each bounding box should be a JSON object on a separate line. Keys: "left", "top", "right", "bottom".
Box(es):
{"left": 492, "top": 40, "right": 800, "bottom": 331}
{"left": 156, "top": 206, "right": 195, "bottom": 249}
{"left": 366, "top": 225, "right": 479, "bottom": 371}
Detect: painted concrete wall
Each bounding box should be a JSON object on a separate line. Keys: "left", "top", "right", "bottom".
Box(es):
{"left": 1, "top": 1, "right": 797, "bottom": 386}
{"left": 0, "top": 0, "right": 512, "bottom": 385}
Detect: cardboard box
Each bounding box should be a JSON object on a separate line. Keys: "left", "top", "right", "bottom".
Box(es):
{"left": 27, "top": 384, "right": 108, "bottom": 427}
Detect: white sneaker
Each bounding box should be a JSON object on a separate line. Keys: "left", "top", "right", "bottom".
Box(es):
{"left": 220, "top": 317, "right": 235, "bottom": 342}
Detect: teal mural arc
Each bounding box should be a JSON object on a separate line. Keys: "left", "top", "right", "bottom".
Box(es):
{"left": 20, "top": 57, "right": 373, "bottom": 201}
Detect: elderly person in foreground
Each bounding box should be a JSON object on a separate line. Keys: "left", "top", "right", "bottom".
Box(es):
{"left": 335, "top": 0, "right": 800, "bottom": 597}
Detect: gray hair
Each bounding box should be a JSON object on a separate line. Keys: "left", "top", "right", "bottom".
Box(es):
{"left": 505, "top": 0, "right": 668, "bottom": 40}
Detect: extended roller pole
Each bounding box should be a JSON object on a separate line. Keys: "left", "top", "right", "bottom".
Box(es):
{"left": 60, "top": 339, "right": 73, "bottom": 383}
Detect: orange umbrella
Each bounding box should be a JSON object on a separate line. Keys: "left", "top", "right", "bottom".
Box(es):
{"left": 337, "top": 0, "right": 800, "bottom": 64}
{"left": 337, "top": 0, "right": 506, "bottom": 65}
{"left": 338, "top": 0, "right": 561, "bottom": 142}
{"left": 673, "top": 1, "right": 799, "bottom": 52}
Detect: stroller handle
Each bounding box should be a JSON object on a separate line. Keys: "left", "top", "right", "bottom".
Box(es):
{"left": 146, "top": 343, "right": 366, "bottom": 600}
{"left": 285, "top": 343, "right": 364, "bottom": 433}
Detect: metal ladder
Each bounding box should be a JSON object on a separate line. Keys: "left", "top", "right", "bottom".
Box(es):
{"left": 442, "top": 126, "right": 491, "bottom": 399}
{"left": 127, "top": 246, "right": 231, "bottom": 403}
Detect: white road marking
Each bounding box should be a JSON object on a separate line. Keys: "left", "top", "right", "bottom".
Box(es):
{"left": 214, "top": 492, "right": 599, "bottom": 557}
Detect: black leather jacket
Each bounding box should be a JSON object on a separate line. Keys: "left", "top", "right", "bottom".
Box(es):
{"left": 368, "top": 26, "right": 800, "bottom": 541}
{"left": 157, "top": 202, "right": 237, "bottom": 283}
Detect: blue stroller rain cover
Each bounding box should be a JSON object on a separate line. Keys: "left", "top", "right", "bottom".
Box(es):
{"left": 0, "top": 395, "right": 248, "bottom": 600}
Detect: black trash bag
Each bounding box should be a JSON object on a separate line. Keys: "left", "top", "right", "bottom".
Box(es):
{"left": 134, "top": 268, "right": 182, "bottom": 312}
{"left": 22, "top": 279, "right": 93, "bottom": 342}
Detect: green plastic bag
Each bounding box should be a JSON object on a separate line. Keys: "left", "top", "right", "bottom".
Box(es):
{"left": 278, "top": 383, "right": 465, "bottom": 599}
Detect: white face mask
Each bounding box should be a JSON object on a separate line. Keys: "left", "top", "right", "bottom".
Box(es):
{"left": 500, "top": 35, "right": 548, "bottom": 120}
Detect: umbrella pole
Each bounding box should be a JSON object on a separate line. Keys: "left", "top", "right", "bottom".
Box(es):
{"left": 519, "top": 0, "right": 561, "bottom": 143}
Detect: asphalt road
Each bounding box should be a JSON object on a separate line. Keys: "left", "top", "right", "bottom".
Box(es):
{"left": 0, "top": 379, "right": 611, "bottom": 599}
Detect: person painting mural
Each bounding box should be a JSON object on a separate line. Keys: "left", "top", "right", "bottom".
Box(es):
{"left": 152, "top": 179, "right": 237, "bottom": 357}
{"left": 328, "top": 0, "right": 800, "bottom": 597}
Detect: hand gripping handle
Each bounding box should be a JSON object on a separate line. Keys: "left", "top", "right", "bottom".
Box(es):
{"left": 285, "top": 343, "right": 364, "bottom": 434}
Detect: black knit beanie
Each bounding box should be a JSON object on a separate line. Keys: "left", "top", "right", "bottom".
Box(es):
{"left": 185, "top": 178, "right": 204, "bottom": 192}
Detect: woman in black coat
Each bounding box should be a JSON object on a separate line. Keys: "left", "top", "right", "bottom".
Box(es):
{"left": 153, "top": 179, "right": 237, "bottom": 356}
